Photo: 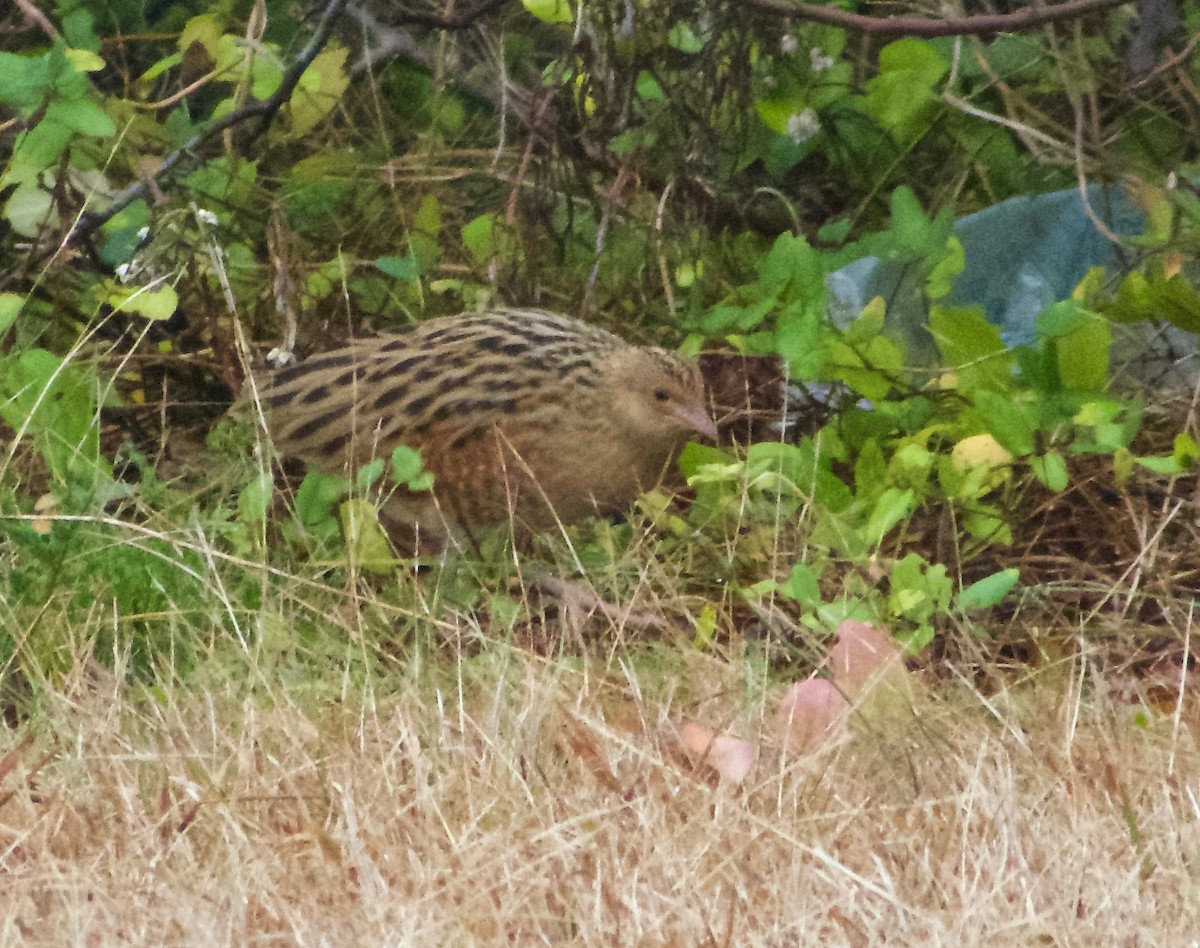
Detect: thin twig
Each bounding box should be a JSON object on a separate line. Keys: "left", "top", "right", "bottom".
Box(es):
{"left": 1127, "top": 29, "right": 1200, "bottom": 89}
{"left": 13, "top": 0, "right": 60, "bottom": 40}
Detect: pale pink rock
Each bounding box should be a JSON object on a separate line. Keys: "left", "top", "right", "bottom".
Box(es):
{"left": 679, "top": 722, "right": 755, "bottom": 784}
{"left": 776, "top": 678, "right": 850, "bottom": 753}
{"left": 827, "top": 620, "right": 906, "bottom": 697}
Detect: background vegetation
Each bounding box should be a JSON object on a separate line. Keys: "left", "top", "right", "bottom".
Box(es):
{"left": 2, "top": 0, "right": 1200, "bottom": 939}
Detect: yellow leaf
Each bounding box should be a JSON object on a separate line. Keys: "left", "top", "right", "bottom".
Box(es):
{"left": 65, "top": 49, "right": 106, "bottom": 72}
{"left": 951, "top": 433, "right": 1012, "bottom": 471}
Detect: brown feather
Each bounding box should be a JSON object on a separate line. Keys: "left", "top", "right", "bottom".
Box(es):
{"left": 255, "top": 308, "right": 716, "bottom": 545}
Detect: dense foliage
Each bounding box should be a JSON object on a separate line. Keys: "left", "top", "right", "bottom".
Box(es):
{"left": 2, "top": 0, "right": 1200, "bottom": 686}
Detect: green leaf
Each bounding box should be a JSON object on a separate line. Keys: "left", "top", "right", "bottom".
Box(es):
{"left": 861, "top": 39, "right": 947, "bottom": 143}
{"left": 926, "top": 237, "right": 964, "bottom": 300}
{"left": 962, "top": 509, "right": 1011, "bottom": 546}
{"left": 1, "top": 119, "right": 73, "bottom": 187}
{"left": 818, "top": 218, "right": 852, "bottom": 243}
{"left": 692, "top": 604, "right": 718, "bottom": 650}
{"left": 745, "top": 438, "right": 853, "bottom": 510}
{"left": 759, "top": 232, "right": 820, "bottom": 291}
{"left": 777, "top": 562, "right": 821, "bottom": 607}
{"left": 64, "top": 49, "right": 106, "bottom": 72}
{"left": 408, "top": 471, "right": 435, "bottom": 492}
{"left": 889, "top": 553, "right": 951, "bottom": 625}
{"left": 357, "top": 458, "right": 386, "bottom": 489}
{"left": 775, "top": 301, "right": 824, "bottom": 377}
{"left": 1174, "top": 433, "right": 1200, "bottom": 468}
{"left": 973, "top": 389, "right": 1035, "bottom": 456}
{"left": 340, "top": 499, "right": 398, "bottom": 575}
{"left": 0, "top": 52, "right": 51, "bottom": 113}
{"left": 636, "top": 71, "right": 663, "bottom": 101}
{"left": 414, "top": 195, "right": 441, "bottom": 236}
{"left": 957, "top": 568, "right": 1019, "bottom": 612}
{"left": 376, "top": 256, "right": 420, "bottom": 282}
{"left": 295, "top": 471, "right": 349, "bottom": 527}
{"left": 1029, "top": 450, "right": 1069, "bottom": 491}
{"left": 46, "top": 97, "right": 116, "bottom": 137}
{"left": 700, "top": 298, "right": 776, "bottom": 334}
{"left": 100, "top": 200, "right": 151, "bottom": 266}
{"left": 1107, "top": 271, "right": 1200, "bottom": 334}
{"left": 863, "top": 487, "right": 915, "bottom": 546}
{"left": 0, "top": 292, "right": 23, "bottom": 334}
{"left": 138, "top": 51, "right": 183, "bottom": 85}
{"left": 105, "top": 282, "right": 179, "bottom": 321}
{"left": 826, "top": 328, "right": 902, "bottom": 402}
{"left": 462, "top": 213, "right": 501, "bottom": 263}
{"left": 392, "top": 445, "right": 433, "bottom": 491}
{"left": 889, "top": 187, "right": 935, "bottom": 255}
{"left": 523, "top": 0, "right": 574, "bottom": 23}
{"left": 679, "top": 442, "right": 730, "bottom": 480}
{"left": 0, "top": 348, "right": 101, "bottom": 482}
{"left": 2, "top": 183, "right": 54, "bottom": 237}
{"left": 929, "top": 305, "right": 1011, "bottom": 394}
{"left": 237, "top": 471, "right": 274, "bottom": 522}
{"left": 854, "top": 438, "right": 887, "bottom": 496}
{"left": 180, "top": 15, "right": 224, "bottom": 57}
{"left": 1037, "top": 301, "right": 1110, "bottom": 393}
{"left": 668, "top": 23, "right": 705, "bottom": 53}
{"left": 1136, "top": 454, "right": 1183, "bottom": 475}
{"left": 62, "top": 9, "right": 100, "bottom": 52}
{"left": 288, "top": 47, "right": 350, "bottom": 136}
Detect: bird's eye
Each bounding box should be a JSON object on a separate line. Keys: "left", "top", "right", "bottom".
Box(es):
{"left": 653, "top": 388, "right": 670, "bottom": 402}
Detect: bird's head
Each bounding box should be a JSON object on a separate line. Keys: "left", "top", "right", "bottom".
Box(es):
{"left": 606, "top": 348, "right": 718, "bottom": 442}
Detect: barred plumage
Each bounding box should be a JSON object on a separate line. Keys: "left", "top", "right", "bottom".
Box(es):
{"left": 255, "top": 308, "right": 717, "bottom": 545}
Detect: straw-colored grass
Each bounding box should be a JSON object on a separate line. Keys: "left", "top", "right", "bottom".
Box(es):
{"left": 3, "top": 602, "right": 1198, "bottom": 944}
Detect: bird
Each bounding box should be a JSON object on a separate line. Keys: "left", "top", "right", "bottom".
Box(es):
{"left": 253, "top": 308, "right": 718, "bottom": 548}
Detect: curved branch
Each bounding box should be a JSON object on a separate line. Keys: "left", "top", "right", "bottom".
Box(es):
{"left": 741, "top": 0, "right": 1133, "bottom": 37}
{"left": 70, "top": 0, "right": 351, "bottom": 242}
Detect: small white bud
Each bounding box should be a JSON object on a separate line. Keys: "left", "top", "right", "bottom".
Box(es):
{"left": 786, "top": 108, "right": 820, "bottom": 145}
{"left": 810, "top": 48, "right": 835, "bottom": 73}
{"left": 781, "top": 35, "right": 799, "bottom": 56}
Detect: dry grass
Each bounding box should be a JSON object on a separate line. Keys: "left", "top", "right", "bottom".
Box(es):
{"left": 3, "top": 611, "right": 1200, "bottom": 945}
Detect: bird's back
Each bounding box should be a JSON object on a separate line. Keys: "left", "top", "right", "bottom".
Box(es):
{"left": 262, "top": 309, "right": 623, "bottom": 461}
{"left": 257, "top": 309, "right": 659, "bottom": 536}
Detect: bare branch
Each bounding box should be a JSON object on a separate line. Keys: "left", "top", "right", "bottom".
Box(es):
{"left": 13, "top": 0, "right": 61, "bottom": 41}
{"left": 741, "top": 0, "right": 1133, "bottom": 38}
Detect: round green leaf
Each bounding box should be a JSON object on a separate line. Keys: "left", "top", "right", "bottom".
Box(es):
{"left": 106, "top": 282, "right": 178, "bottom": 321}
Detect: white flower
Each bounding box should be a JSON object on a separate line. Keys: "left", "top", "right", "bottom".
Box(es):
{"left": 786, "top": 108, "right": 820, "bottom": 145}
{"left": 196, "top": 208, "right": 219, "bottom": 227}
{"left": 115, "top": 263, "right": 132, "bottom": 283}
{"left": 781, "top": 34, "right": 799, "bottom": 56}
{"left": 810, "top": 48, "right": 835, "bottom": 73}
{"left": 136, "top": 226, "right": 150, "bottom": 241}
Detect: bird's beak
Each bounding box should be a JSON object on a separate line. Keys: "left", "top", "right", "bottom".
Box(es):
{"left": 674, "top": 404, "right": 719, "bottom": 441}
